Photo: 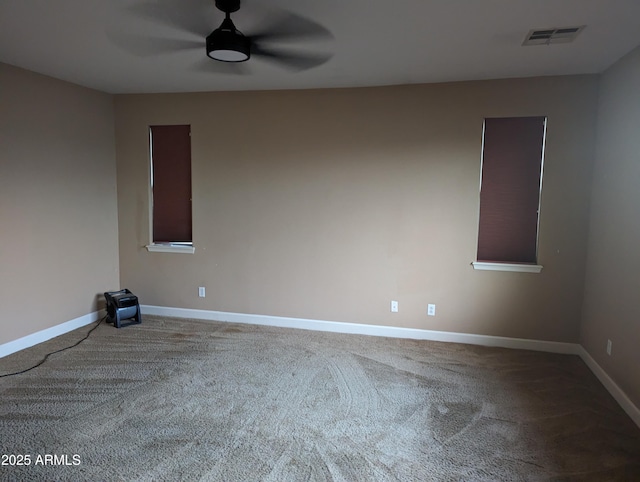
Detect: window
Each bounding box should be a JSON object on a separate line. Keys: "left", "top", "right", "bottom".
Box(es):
{"left": 147, "top": 125, "right": 193, "bottom": 254}
{"left": 473, "top": 117, "right": 546, "bottom": 272}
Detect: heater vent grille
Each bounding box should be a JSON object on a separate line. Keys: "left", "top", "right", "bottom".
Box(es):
{"left": 523, "top": 26, "right": 585, "bottom": 46}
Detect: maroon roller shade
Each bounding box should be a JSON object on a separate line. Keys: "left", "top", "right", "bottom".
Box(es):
{"left": 150, "top": 125, "right": 192, "bottom": 243}
{"left": 477, "top": 117, "right": 546, "bottom": 263}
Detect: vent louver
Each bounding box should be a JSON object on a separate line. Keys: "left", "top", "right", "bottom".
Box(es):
{"left": 522, "top": 26, "right": 585, "bottom": 46}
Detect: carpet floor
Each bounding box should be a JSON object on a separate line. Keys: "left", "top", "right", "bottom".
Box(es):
{"left": 0, "top": 316, "right": 639, "bottom": 481}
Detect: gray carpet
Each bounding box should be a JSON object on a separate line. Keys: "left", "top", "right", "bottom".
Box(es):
{"left": 0, "top": 316, "right": 639, "bottom": 481}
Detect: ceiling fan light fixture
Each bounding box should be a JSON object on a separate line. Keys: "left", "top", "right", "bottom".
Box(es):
{"left": 206, "top": 19, "right": 250, "bottom": 62}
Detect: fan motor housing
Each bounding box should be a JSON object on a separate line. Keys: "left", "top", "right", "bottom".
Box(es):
{"left": 206, "top": 29, "right": 251, "bottom": 62}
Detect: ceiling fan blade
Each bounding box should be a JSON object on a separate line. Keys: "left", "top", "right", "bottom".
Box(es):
{"left": 127, "top": 0, "right": 215, "bottom": 37}
{"left": 251, "top": 45, "right": 332, "bottom": 71}
{"left": 248, "top": 12, "right": 333, "bottom": 44}
{"left": 192, "top": 58, "right": 250, "bottom": 75}
{"left": 107, "top": 31, "right": 202, "bottom": 57}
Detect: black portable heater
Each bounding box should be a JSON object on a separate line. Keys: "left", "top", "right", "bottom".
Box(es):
{"left": 104, "top": 289, "right": 141, "bottom": 328}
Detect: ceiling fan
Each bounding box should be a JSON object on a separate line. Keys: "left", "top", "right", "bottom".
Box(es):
{"left": 123, "top": 0, "right": 333, "bottom": 72}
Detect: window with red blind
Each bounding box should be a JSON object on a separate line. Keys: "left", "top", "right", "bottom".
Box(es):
{"left": 477, "top": 117, "right": 546, "bottom": 264}
{"left": 149, "top": 125, "right": 192, "bottom": 244}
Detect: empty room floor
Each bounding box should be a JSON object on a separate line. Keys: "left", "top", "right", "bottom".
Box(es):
{"left": 1, "top": 316, "right": 639, "bottom": 481}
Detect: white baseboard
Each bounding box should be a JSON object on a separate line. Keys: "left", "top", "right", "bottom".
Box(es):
{"left": 0, "top": 310, "right": 103, "bottom": 359}
{"left": 578, "top": 346, "right": 640, "bottom": 428}
{"left": 140, "top": 305, "right": 581, "bottom": 354}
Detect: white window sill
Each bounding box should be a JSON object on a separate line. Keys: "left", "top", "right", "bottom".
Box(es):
{"left": 145, "top": 244, "right": 195, "bottom": 254}
{"left": 472, "top": 262, "right": 542, "bottom": 273}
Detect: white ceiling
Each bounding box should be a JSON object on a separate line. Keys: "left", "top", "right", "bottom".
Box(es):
{"left": 1, "top": 0, "right": 639, "bottom": 94}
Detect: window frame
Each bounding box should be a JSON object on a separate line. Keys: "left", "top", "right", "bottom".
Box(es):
{"left": 145, "top": 125, "right": 195, "bottom": 254}
{"left": 472, "top": 116, "right": 547, "bottom": 273}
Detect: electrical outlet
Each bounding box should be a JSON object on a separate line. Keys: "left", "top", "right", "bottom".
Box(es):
{"left": 198, "top": 287, "right": 206, "bottom": 298}
{"left": 391, "top": 300, "right": 399, "bottom": 313}
{"left": 427, "top": 304, "right": 436, "bottom": 316}
{"left": 606, "top": 339, "right": 612, "bottom": 356}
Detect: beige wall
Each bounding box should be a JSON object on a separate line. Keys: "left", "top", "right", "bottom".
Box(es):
{"left": 115, "top": 75, "right": 598, "bottom": 342}
{"left": 581, "top": 45, "right": 640, "bottom": 408}
{"left": 0, "top": 63, "right": 120, "bottom": 346}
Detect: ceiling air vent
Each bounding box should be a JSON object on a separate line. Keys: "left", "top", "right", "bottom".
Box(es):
{"left": 522, "top": 26, "right": 585, "bottom": 46}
